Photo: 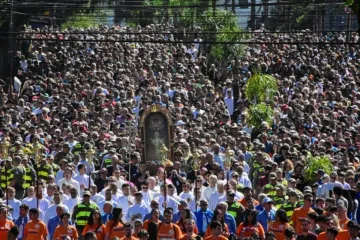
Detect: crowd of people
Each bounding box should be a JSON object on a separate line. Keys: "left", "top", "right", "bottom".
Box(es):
{"left": 0, "top": 22, "right": 359, "bottom": 240}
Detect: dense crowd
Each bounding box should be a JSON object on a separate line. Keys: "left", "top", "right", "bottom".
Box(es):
{"left": 0, "top": 23, "right": 359, "bottom": 240}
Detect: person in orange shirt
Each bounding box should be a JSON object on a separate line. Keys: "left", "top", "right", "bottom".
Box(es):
{"left": 291, "top": 193, "right": 314, "bottom": 235}
{"left": 82, "top": 210, "right": 106, "bottom": 240}
{"left": 268, "top": 209, "right": 290, "bottom": 240}
{"left": 203, "top": 221, "right": 228, "bottom": 240}
{"left": 203, "top": 210, "right": 230, "bottom": 238}
{"left": 53, "top": 213, "right": 78, "bottom": 240}
{"left": 143, "top": 209, "right": 161, "bottom": 231}
{"left": 239, "top": 187, "right": 259, "bottom": 209}
{"left": 132, "top": 219, "right": 143, "bottom": 238}
{"left": 156, "top": 208, "right": 182, "bottom": 240}
{"left": 105, "top": 207, "right": 125, "bottom": 240}
{"left": 179, "top": 219, "right": 202, "bottom": 240}
{"left": 236, "top": 209, "right": 265, "bottom": 240}
{"left": 23, "top": 208, "right": 48, "bottom": 240}
{"left": 120, "top": 222, "right": 138, "bottom": 240}
{"left": 337, "top": 205, "right": 350, "bottom": 230}
{"left": 0, "top": 206, "right": 15, "bottom": 240}
{"left": 316, "top": 214, "right": 350, "bottom": 240}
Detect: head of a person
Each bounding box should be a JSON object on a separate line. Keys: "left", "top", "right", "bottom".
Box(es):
{"left": 210, "top": 221, "right": 222, "bottom": 237}
{"left": 7, "top": 226, "right": 20, "bottom": 240}
{"left": 84, "top": 232, "right": 97, "bottom": 240}
{"left": 55, "top": 205, "right": 65, "bottom": 217}
{"left": 134, "top": 219, "right": 143, "bottom": 233}
{"left": 200, "top": 200, "right": 208, "bottom": 211}
{"left": 262, "top": 197, "right": 273, "bottom": 211}
{"left": 349, "top": 221, "right": 360, "bottom": 238}
{"left": 60, "top": 212, "right": 70, "bottom": 224}
{"left": 275, "top": 209, "right": 289, "bottom": 223}
{"left": 88, "top": 209, "right": 102, "bottom": 225}
{"left": 19, "top": 204, "right": 29, "bottom": 217}
{"left": 184, "top": 218, "right": 195, "bottom": 233}
{"left": 284, "top": 226, "right": 295, "bottom": 240}
{"left": 134, "top": 192, "right": 143, "bottom": 204}
{"left": 103, "top": 202, "right": 113, "bottom": 214}
{"left": 163, "top": 208, "right": 173, "bottom": 224}
{"left": 137, "top": 229, "right": 149, "bottom": 240}
{"left": 301, "top": 218, "right": 311, "bottom": 232}
{"left": 0, "top": 206, "right": 7, "bottom": 221}
{"left": 83, "top": 191, "right": 91, "bottom": 203}
{"left": 244, "top": 209, "right": 258, "bottom": 226}
{"left": 29, "top": 208, "right": 39, "bottom": 221}
{"left": 123, "top": 222, "right": 132, "bottom": 237}
{"left": 112, "top": 207, "right": 123, "bottom": 222}
{"left": 303, "top": 193, "right": 314, "bottom": 207}
{"left": 326, "top": 227, "right": 338, "bottom": 240}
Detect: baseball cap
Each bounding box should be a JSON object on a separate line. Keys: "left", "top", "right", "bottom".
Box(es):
{"left": 83, "top": 191, "right": 91, "bottom": 196}
{"left": 262, "top": 197, "right": 273, "bottom": 204}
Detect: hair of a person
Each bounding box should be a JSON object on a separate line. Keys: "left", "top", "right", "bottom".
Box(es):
{"left": 111, "top": 207, "right": 124, "bottom": 227}
{"left": 210, "top": 221, "right": 222, "bottom": 230}
{"left": 122, "top": 183, "right": 130, "bottom": 189}
{"left": 123, "top": 222, "right": 132, "bottom": 228}
{"left": 276, "top": 209, "right": 289, "bottom": 223}
{"left": 87, "top": 210, "right": 103, "bottom": 226}
{"left": 29, "top": 208, "right": 39, "bottom": 216}
{"left": 137, "top": 229, "right": 149, "bottom": 237}
{"left": 60, "top": 212, "right": 70, "bottom": 220}
{"left": 7, "top": 226, "right": 20, "bottom": 240}
{"left": 164, "top": 208, "right": 174, "bottom": 215}
{"left": 326, "top": 227, "right": 339, "bottom": 237}
{"left": 244, "top": 209, "right": 258, "bottom": 226}
{"left": 83, "top": 231, "right": 97, "bottom": 240}
{"left": 284, "top": 226, "right": 295, "bottom": 237}
{"left": 211, "top": 210, "right": 225, "bottom": 229}
{"left": 77, "top": 163, "right": 85, "bottom": 172}
{"left": 19, "top": 204, "right": 29, "bottom": 211}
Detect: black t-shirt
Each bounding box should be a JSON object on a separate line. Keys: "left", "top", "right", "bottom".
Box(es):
{"left": 295, "top": 232, "right": 318, "bottom": 240}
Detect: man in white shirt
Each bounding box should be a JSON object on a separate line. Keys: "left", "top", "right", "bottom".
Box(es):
{"left": 139, "top": 182, "right": 154, "bottom": 208}
{"left": 203, "top": 175, "right": 218, "bottom": 201}
{"left": 113, "top": 168, "right": 127, "bottom": 189}
{"left": 63, "top": 187, "right": 81, "bottom": 214}
{"left": 90, "top": 185, "right": 104, "bottom": 204}
{"left": 58, "top": 167, "right": 81, "bottom": 197}
{"left": 224, "top": 89, "right": 234, "bottom": 117}
{"left": 154, "top": 185, "right": 178, "bottom": 214}
{"left": 98, "top": 189, "right": 119, "bottom": 215}
{"left": 187, "top": 43, "right": 198, "bottom": 61}
{"left": 126, "top": 192, "right": 150, "bottom": 222}
{"left": 77, "top": 150, "right": 95, "bottom": 175}
{"left": 26, "top": 185, "right": 50, "bottom": 221}
{"left": 6, "top": 187, "right": 22, "bottom": 220}
{"left": 117, "top": 183, "right": 134, "bottom": 218}
{"left": 147, "top": 177, "right": 160, "bottom": 198}
{"left": 74, "top": 163, "right": 93, "bottom": 196}
{"left": 43, "top": 192, "right": 69, "bottom": 224}
{"left": 209, "top": 180, "right": 227, "bottom": 211}
{"left": 178, "top": 181, "right": 194, "bottom": 203}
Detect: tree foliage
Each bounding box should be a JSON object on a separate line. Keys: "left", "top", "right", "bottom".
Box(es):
{"left": 246, "top": 103, "right": 274, "bottom": 129}
{"left": 245, "top": 72, "right": 278, "bottom": 104}
{"left": 303, "top": 155, "right": 334, "bottom": 183}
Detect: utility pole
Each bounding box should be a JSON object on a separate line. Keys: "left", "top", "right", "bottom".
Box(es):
{"left": 8, "top": 0, "right": 15, "bottom": 95}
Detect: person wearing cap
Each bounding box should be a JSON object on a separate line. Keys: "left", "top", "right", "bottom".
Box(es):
{"left": 262, "top": 172, "right": 280, "bottom": 199}
{"left": 46, "top": 155, "right": 59, "bottom": 174}
{"left": 256, "top": 197, "right": 276, "bottom": 231}
{"left": 0, "top": 158, "right": 13, "bottom": 190}
{"left": 296, "top": 218, "right": 317, "bottom": 240}
{"left": 54, "top": 143, "right": 73, "bottom": 165}
{"left": 72, "top": 133, "right": 87, "bottom": 156}
{"left": 125, "top": 192, "right": 150, "bottom": 222}
{"left": 101, "top": 148, "right": 117, "bottom": 169}
{"left": 22, "top": 156, "right": 36, "bottom": 190}
{"left": 273, "top": 184, "right": 288, "bottom": 210}
{"left": 0, "top": 205, "right": 15, "bottom": 239}
{"left": 37, "top": 154, "right": 53, "bottom": 182}
{"left": 226, "top": 190, "right": 245, "bottom": 226}
{"left": 71, "top": 190, "right": 99, "bottom": 236}
{"left": 172, "top": 199, "right": 197, "bottom": 224}
{"left": 9, "top": 156, "right": 26, "bottom": 200}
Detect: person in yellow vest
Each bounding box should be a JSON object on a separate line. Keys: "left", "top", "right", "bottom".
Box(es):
{"left": 37, "top": 154, "right": 53, "bottom": 181}
{"left": 9, "top": 155, "right": 26, "bottom": 200}
{"left": 226, "top": 190, "right": 245, "bottom": 226}
{"left": 72, "top": 133, "right": 87, "bottom": 156}
{"left": 0, "top": 158, "right": 13, "bottom": 190}
{"left": 71, "top": 190, "right": 99, "bottom": 239}
{"left": 46, "top": 155, "right": 60, "bottom": 173}
{"left": 280, "top": 190, "right": 301, "bottom": 223}
{"left": 21, "top": 156, "right": 37, "bottom": 191}
{"left": 261, "top": 172, "right": 279, "bottom": 199}
{"left": 273, "top": 184, "right": 288, "bottom": 210}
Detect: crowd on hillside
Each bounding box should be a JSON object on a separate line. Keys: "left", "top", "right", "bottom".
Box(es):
{"left": 0, "top": 23, "right": 359, "bottom": 240}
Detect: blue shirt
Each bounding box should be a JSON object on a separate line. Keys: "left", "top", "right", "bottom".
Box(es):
{"left": 193, "top": 209, "right": 213, "bottom": 234}
{"left": 256, "top": 209, "right": 276, "bottom": 231}
{"left": 14, "top": 216, "right": 29, "bottom": 240}
{"left": 101, "top": 213, "right": 113, "bottom": 224}
{"left": 224, "top": 213, "right": 236, "bottom": 234}
{"left": 172, "top": 211, "right": 197, "bottom": 223}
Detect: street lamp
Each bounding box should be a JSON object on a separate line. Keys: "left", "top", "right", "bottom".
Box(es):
{"left": 224, "top": 148, "right": 234, "bottom": 192}
{"left": 192, "top": 151, "right": 200, "bottom": 210}
{"left": 159, "top": 143, "right": 169, "bottom": 203}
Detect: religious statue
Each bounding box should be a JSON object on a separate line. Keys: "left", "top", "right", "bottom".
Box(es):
{"left": 150, "top": 131, "right": 164, "bottom": 160}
